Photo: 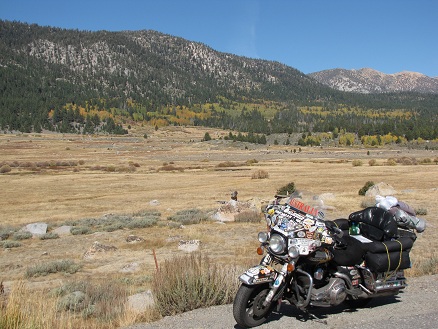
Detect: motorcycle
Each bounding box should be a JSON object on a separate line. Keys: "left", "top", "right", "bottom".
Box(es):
{"left": 233, "top": 195, "right": 426, "bottom": 328}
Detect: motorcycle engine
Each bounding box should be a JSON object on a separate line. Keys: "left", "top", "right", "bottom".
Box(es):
{"left": 310, "top": 278, "right": 347, "bottom": 307}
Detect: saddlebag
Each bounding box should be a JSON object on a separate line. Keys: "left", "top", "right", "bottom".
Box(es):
{"left": 363, "top": 237, "right": 414, "bottom": 272}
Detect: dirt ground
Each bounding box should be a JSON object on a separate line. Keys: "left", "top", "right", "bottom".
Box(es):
{"left": 1, "top": 127, "right": 437, "bottom": 292}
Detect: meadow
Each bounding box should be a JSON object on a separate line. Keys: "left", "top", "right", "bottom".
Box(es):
{"left": 0, "top": 126, "right": 437, "bottom": 328}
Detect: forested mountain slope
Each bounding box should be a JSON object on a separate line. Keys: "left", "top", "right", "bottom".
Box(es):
{"left": 1, "top": 20, "right": 437, "bottom": 141}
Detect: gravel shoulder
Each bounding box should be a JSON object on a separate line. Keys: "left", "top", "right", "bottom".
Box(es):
{"left": 123, "top": 274, "right": 438, "bottom": 329}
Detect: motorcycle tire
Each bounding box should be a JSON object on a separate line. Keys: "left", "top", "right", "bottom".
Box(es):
{"left": 233, "top": 283, "right": 274, "bottom": 328}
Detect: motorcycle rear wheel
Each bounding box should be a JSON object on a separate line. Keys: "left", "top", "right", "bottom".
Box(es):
{"left": 233, "top": 283, "right": 274, "bottom": 328}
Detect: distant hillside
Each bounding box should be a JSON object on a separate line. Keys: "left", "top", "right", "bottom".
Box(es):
{"left": 309, "top": 68, "right": 438, "bottom": 94}
{"left": 0, "top": 20, "right": 332, "bottom": 106}
{"left": 1, "top": 20, "right": 438, "bottom": 141}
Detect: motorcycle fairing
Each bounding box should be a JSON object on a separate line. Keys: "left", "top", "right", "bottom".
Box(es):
{"left": 239, "top": 265, "right": 277, "bottom": 285}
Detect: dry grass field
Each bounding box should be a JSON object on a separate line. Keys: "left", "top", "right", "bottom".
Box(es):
{"left": 1, "top": 126, "right": 437, "bottom": 327}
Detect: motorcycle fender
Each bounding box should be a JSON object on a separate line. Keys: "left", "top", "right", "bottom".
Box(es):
{"left": 239, "top": 265, "right": 277, "bottom": 285}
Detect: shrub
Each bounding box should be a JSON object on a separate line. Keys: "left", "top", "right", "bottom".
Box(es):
{"left": 70, "top": 226, "right": 92, "bottom": 235}
{"left": 54, "top": 279, "right": 127, "bottom": 321}
{"left": 246, "top": 159, "right": 258, "bottom": 165}
{"left": 386, "top": 158, "right": 397, "bottom": 166}
{"left": 39, "top": 232, "right": 59, "bottom": 240}
{"left": 25, "top": 260, "right": 81, "bottom": 278}
{"left": 352, "top": 160, "right": 363, "bottom": 167}
{"left": 276, "top": 182, "right": 296, "bottom": 195}
{"left": 234, "top": 210, "right": 261, "bottom": 223}
{"left": 0, "top": 164, "right": 11, "bottom": 174}
{"left": 397, "top": 157, "right": 417, "bottom": 165}
{"left": 368, "top": 159, "right": 378, "bottom": 166}
{"left": 126, "top": 218, "right": 158, "bottom": 229}
{"left": 0, "top": 227, "right": 14, "bottom": 240}
{"left": 133, "top": 210, "right": 161, "bottom": 217}
{"left": 65, "top": 211, "right": 161, "bottom": 233}
{"left": 251, "top": 169, "right": 269, "bottom": 179}
{"left": 416, "top": 208, "right": 428, "bottom": 216}
{"left": 158, "top": 164, "right": 184, "bottom": 172}
{"left": 359, "top": 181, "right": 375, "bottom": 196}
{"left": 408, "top": 255, "right": 438, "bottom": 276}
{"left": 12, "top": 231, "right": 33, "bottom": 240}
{"left": 1, "top": 240, "right": 21, "bottom": 249}
{"left": 167, "top": 208, "right": 208, "bottom": 225}
{"left": 152, "top": 253, "right": 239, "bottom": 316}
{"left": 217, "top": 161, "right": 239, "bottom": 168}
{"left": 103, "top": 224, "right": 124, "bottom": 232}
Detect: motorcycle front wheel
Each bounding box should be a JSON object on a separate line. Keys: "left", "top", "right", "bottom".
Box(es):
{"left": 233, "top": 283, "right": 274, "bottom": 328}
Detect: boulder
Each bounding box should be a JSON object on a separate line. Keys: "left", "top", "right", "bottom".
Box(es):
{"left": 365, "top": 182, "right": 396, "bottom": 197}
{"left": 21, "top": 223, "right": 47, "bottom": 236}
{"left": 52, "top": 225, "right": 72, "bottom": 236}
{"left": 212, "top": 200, "right": 258, "bottom": 222}
{"left": 127, "top": 290, "right": 154, "bottom": 313}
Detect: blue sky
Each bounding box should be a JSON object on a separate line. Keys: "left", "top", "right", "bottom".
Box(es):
{"left": 1, "top": 0, "right": 437, "bottom": 77}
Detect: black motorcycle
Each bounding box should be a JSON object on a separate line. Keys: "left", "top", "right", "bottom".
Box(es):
{"left": 233, "top": 196, "right": 425, "bottom": 328}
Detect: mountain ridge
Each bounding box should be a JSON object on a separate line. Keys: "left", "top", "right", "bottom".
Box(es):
{"left": 309, "top": 68, "right": 438, "bottom": 94}
{"left": 1, "top": 20, "right": 438, "bottom": 140}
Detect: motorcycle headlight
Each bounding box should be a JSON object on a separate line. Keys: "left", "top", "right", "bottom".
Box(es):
{"left": 269, "top": 234, "right": 286, "bottom": 254}
{"left": 258, "top": 232, "right": 269, "bottom": 243}
{"left": 288, "top": 246, "right": 300, "bottom": 258}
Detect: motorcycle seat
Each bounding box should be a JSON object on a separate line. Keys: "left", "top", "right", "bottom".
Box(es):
{"left": 348, "top": 207, "right": 398, "bottom": 241}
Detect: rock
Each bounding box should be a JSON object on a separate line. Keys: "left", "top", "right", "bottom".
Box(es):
{"left": 178, "top": 240, "right": 200, "bottom": 252}
{"left": 120, "top": 262, "right": 140, "bottom": 273}
{"left": 319, "top": 193, "right": 336, "bottom": 200}
{"left": 126, "top": 235, "right": 144, "bottom": 243}
{"left": 83, "top": 241, "right": 117, "bottom": 259}
{"left": 127, "top": 290, "right": 154, "bottom": 313}
{"left": 212, "top": 200, "right": 258, "bottom": 222}
{"left": 149, "top": 199, "right": 160, "bottom": 206}
{"left": 52, "top": 225, "right": 72, "bottom": 235}
{"left": 21, "top": 223, "right": 47, "bottom": 236}
{"left": 365, "top": 182, "right": 396, "bottom": 197}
